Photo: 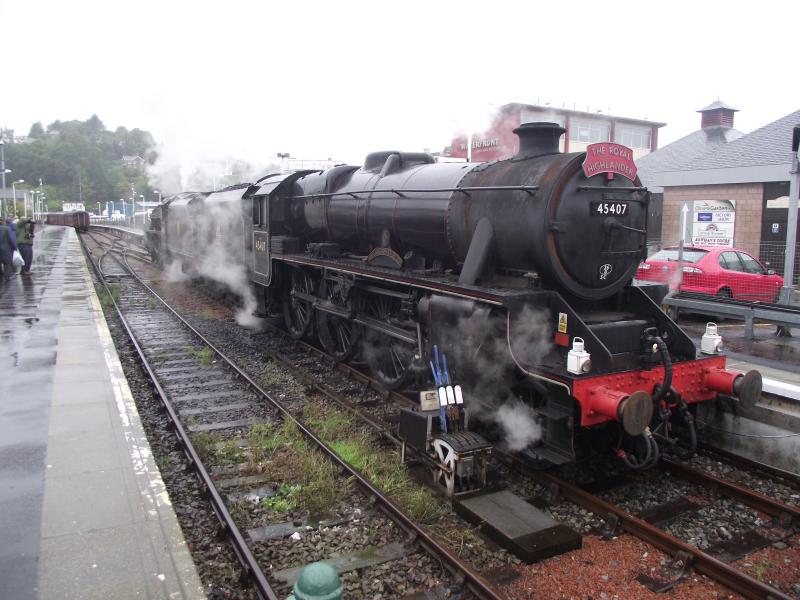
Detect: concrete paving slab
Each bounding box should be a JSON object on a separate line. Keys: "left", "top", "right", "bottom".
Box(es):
{"left": 38, "top": 522, "right": 194, "bottom": 600}
{"left": 0, "top": 227, "right": 204, "bottom": 599}
{"left": 44, "top": 430, "right": 121, "bottom": 477}
{"left": 51, "top": 381, "right": 114, "bottom": 406}
{"left": 41, "top": 469, "right": 136, "bottom": 537}
{"left": 46, "top": 402, "right": 114, "bottom": 437}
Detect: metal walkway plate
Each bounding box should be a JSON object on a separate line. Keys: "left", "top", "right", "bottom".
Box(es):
{"left": 455, "top": 490, "right": 581, "bottom": 562}
{"left": 271, "top": 541, "right": 408, "bottom": 586}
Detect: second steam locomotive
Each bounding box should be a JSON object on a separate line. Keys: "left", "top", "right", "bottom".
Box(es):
{"left": 146, "top": 122, "right": 760, "bottom": 493}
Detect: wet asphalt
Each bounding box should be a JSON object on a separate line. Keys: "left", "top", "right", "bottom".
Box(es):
{"left": 0, "top": 227, "right": 68, "bottom": 600}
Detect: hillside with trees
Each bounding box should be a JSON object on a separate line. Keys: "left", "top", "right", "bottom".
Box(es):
{"left": 4, "top": 115, "right": 158, "bottom": 213}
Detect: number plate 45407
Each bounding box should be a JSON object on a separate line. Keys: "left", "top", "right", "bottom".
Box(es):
{"left": 590, "top": 201, "right": 628, "bottom": 216}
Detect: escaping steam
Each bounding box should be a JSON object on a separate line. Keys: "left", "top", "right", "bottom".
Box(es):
{"left": 431, "top": 303, "right": 554, "bottom": 452}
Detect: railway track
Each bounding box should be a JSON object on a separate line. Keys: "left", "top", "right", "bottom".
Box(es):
{"left": 85, "top": 227, "right": 800, "bottom": 599}
{"left": 80, "top": 231, "right": 504, "bottom": 600}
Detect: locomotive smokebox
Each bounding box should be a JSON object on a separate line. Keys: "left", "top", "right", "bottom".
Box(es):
{"left": 513, "top": 122, "right": 566, "bottom": 158}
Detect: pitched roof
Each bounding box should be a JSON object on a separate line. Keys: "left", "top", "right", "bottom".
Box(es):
{"left": 698, "top": 100, "right": 738, "bottom": 112}
{"left": 636, "top": 126, "right": 743, "bottom": 189}
{"left": 638, "top": 109, "right": 800, "bottom": 189}
{"left": 681, "top": 109, "right": 800, "bottom": 171}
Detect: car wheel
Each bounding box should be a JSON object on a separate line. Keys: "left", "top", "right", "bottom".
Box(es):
{"left": 716, "top": 288, "right": 733, "bottom": 300}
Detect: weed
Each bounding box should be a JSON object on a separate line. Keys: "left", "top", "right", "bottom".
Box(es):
{"left": 263, "top": 483, "right": 300, "bottom": 513}
{"left": 329, "top": 438, "right": 369, "bottom": 471}
{"left": 191, "top": 346, "right": 215, "bottom": 365}
{"left": 153, "top": 348, "right": 169, "bottom": 361}
{"left": 304, "top": 403, "right": 355, "bottom": 441}
{"left": 247, "top": 423, "right": 281, "bottom": 464}
{"left": 296, "top": 458, "right": 338, "bottom": 517}
{"left": 427, "top": 523, "right": 482, "bottom": 554}
{"left": 100, "top": 283, "right": 121, "bottom": 308}
{"left": 191, "top": 431, "right": 221, "bottom": 461}
{"left": 217, "top": 439, "right": 244, "bottom": 465}
{"left": 156, "top": 454, "right": 173, "bottom": 473}
{"left": 228, "top": 498, "right": 252, "bottom": 526}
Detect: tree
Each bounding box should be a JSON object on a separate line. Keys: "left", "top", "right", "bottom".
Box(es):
{"left": 28, "top": 122, "right": 45, "bottom": 139}
{"left": 4, "top": 116, "right": 159, "bottom": 210}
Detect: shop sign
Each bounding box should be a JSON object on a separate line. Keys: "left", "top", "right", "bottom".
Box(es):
{"left": 691, "top": 199, "right": 735, "bottom": 246}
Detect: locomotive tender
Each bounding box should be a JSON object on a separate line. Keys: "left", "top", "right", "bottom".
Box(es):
{"left": 146, "top": 122, "right": 761, "bottom": 484}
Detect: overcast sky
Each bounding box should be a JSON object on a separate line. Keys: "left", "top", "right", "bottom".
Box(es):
{"left": 2, "top": 0, "right": 798, "bottom": 180}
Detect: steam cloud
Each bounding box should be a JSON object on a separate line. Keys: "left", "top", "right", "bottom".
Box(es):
{"left": 163, "top": 191, "right": 263, "bottom": 329}
{"left": 432, "top": 304, "right": 553, "bottom": 452}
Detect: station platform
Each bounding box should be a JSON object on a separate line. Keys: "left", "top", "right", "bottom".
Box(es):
{"left": 0, "top": 225, "right": 205, "bottom": 599}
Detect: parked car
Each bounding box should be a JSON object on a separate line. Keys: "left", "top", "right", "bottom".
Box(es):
{"left": 636, "top": 245, "right": 783, "bottom": 303}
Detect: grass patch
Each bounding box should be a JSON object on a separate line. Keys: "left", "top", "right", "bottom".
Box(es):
{"left": 228, "top": 498, "right": 252, "bottom": 526}
{"left": 426, "top": 523, "right": 482, "bottom": 554}
{"left": 100, "top": 283, "right": 120, "bottom": 308}
{"left": 153, "top": 348, "right": 169, "bottom": 361}
{"left": 191, "top": 432, "right": 220, "bottom": 461}
{"left": 329, "top": 438, "right": 369, "bottom": 471}
{"left": 217, "top": 439, "right": 244, "bottom": 465}
{"left": 296, "top": 457, "right": 338, "bottom": 517}
{"left": 247, "top": 423, "right": 279, "bottom": 464}
{"left": 303, "top": 403, "right": 355, "bottom": 441}
{"left": 190, "top": 346, "right": 215, "bottom": 365}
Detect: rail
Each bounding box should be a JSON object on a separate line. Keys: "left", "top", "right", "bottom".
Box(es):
{"left": 82, "top": 232, "right": 504, "bottom": 600}
{"left": 510, "top": 457, "right": 793, "bottom": 600}
{"left": 663, "top": 292, "right": 800, "bottom": 338}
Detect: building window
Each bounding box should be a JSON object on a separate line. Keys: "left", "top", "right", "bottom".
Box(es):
{"left": 569, "top": 120, "right": 610, "bottom": 143}
{"left": 616, "top": 127, "right": 651, "bottom": 149}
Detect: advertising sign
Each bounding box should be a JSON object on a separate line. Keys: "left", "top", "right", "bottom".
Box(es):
{"left": 691, "top": 199, "right": 735, "bottom": 246}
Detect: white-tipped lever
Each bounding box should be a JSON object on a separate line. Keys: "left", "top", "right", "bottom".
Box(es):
{"left": 454, "top": 384, "right": 464, "bottom": 404}
{"left": 445, "top": 385, "right": 455, "bottom": 405}
{"left": 438, "top": 386, "right": 448, "bottom": 407}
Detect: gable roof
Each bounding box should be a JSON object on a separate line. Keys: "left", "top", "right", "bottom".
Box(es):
{"left": 636, "top": 126, "right": 743, "bottom": 190}
{"left": 638, "top": 109, "right": 800, "bottom": 189}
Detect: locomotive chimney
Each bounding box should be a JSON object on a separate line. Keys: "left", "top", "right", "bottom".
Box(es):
{"left": 513, "top": 122, "right": 566, "bottom": 158}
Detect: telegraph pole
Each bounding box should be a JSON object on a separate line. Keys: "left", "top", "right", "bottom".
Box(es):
{"left": 780, "top": 125, "right": 800, "bottom": 304}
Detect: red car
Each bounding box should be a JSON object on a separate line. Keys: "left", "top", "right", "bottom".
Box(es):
{"left": 636, "top": 245, "right": 784, "bottom": 302}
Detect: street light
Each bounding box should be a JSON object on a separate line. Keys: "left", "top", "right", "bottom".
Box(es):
{"left": 0, "top": 169, "right": 11, "bottom": 218}
{"left": 120, "top": 198, "right": 125, "bottom": 224}
{"left": 138, "top": 194, "right": 144, "bottom": 228}
{"left": 12, "top": 180, "right": 24, "bottom": 217}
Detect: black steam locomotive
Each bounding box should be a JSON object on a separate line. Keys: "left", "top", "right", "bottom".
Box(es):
{"left": 146, "top": 123, "right": 760, "bottom": 494}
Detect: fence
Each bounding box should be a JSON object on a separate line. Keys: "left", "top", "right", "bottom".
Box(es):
{"left": 640, "top": 238, "right": 798, "bottom": 307}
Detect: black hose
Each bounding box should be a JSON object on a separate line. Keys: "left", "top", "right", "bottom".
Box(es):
{"left": 644, "top": 430, "right": 660, "bottom": 469}
{"left": 619, "top": 431, "right": 653, "bottom": 470}
{"left": 651, "top": 336, "right": 672, "bottom": 405}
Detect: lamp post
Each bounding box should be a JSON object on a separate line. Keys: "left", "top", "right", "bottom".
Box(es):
{"left": 0, "top": 169, "right": 11, "bottom": 218}
{"left": 97, "top": 202, "right": 101, "bottom": 216}
{"left": 138, "top": 194, "right": 144, "bottom": 229}
{"left": 12, "top": 180, "right": 24, "bottom": 217}
{"left": 154, "top": 189, "right": 161, "bottom": 204}
{"left": 120, "top": 198, "right": 125, "bottom": 224}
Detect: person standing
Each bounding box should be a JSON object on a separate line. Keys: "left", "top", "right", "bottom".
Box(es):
{"left": 15, "top": 215, "right": 35, "bottom": 276}
{"left": 0, "top": 220, "right": 16, "bottom": 281}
